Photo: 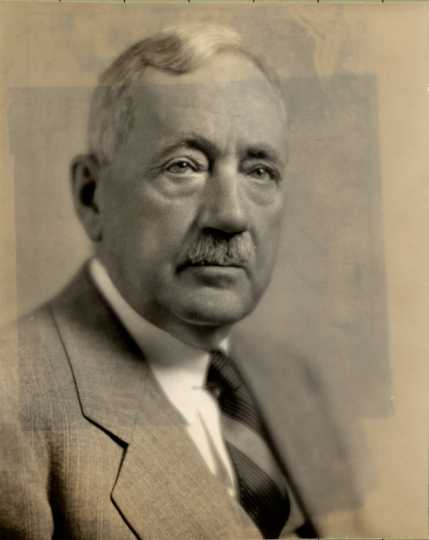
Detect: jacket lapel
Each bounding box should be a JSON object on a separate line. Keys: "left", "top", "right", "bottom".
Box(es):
{"left": 51, "top": 268, "right": 261, "bottom": 540}
{"left": 112, "top": 370, "right": 261, "bottom": 540}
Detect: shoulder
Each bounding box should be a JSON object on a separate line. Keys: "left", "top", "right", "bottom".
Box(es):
{"left": 1, "top": 300, "right": 65, "bottom": 371}
{"left": 230, "top": 330, "right": 319, "bottom": 399}
{"left": 0, "top": 263, "right": 93, "bottom": 364}
{"left": 0, "top": 303, "right": 59, "bottom": 393}
{"left": 0, "top": 269, "right": 94, "bottom": 428}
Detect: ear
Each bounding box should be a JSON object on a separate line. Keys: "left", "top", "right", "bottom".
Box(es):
{"left": 70, "top": 153, "right": 103, "bottom": 242}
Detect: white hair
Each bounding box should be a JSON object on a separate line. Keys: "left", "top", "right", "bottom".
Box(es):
{"left": 88, "top": 25, "right": 284, "bottom": 164}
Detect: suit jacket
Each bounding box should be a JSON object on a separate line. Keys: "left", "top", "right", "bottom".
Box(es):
{"left": 0, "top": 266, "right": 364, "bottom": 539}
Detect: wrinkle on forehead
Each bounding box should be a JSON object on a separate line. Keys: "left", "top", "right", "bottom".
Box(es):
{"left": 128, "top": 91, "right": 287, "bottom": 162}
{"left": 132, "top": 79, "right": 287, "bottom": 138}
{"left": 133, "top": 77, "right": 282, "bottom": 110}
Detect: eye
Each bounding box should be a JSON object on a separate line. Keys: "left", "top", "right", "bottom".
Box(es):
{"left": 165, "top": 159, "right": 197, "bottom": 175}
{"left": 247, "top": 165, "right": 278, "bottom": 183}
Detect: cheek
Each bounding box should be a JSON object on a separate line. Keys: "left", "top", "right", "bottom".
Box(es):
{"left": 254, "top": 197, "right": 285, "bottom": 245}
{"left": 252, "top": 205, "right": 285, "bottom": 282}
{"left": 105, "top": 186, "right": 198, "bottom": 265}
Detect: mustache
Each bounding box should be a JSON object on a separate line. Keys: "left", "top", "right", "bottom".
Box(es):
{"left": 179, "top": 231, "right": 254, "bottom": 269}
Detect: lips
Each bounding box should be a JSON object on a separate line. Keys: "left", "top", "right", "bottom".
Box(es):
{"left": 177, "top": 260, "right": 243, "bottom": 272}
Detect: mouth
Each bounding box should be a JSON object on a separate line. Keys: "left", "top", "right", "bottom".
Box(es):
{"left": 177, "top": 261, "right": 244, "bottom": 272}
{"left": 177, "top": 264, "right": 246, "bottom": 288}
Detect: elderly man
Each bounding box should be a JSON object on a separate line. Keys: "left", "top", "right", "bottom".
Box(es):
{"left": 0, "top": 26, "right": 360, "bottom": 539}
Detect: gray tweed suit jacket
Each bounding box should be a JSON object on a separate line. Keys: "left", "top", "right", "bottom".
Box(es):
{"left": 0, "top": 265, "right": 362, "bottom": 539}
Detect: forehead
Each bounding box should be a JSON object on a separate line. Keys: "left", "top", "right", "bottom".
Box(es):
{"left": 126, "top": 53, "right": 287, "bottom": 155}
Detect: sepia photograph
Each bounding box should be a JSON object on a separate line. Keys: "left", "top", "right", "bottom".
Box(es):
{"left": 0, "top": 1, "right": 428, "bottom": 538}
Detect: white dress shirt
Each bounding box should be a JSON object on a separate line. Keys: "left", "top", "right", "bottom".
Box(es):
{"left": 89, "top": 257, "right": 237, "bottom": 498}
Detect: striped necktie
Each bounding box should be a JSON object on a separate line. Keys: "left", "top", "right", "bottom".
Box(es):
{"left": 206, "top": 350, "right": 291, "bottom": 539}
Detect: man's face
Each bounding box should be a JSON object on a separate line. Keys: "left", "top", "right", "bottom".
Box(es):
{"left": 97, "top": 52, "right": 288, "bottom": 345}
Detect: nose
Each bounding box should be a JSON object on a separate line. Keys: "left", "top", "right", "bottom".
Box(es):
{"left": 198, "top": 164, "right": 249, "bottom": 235}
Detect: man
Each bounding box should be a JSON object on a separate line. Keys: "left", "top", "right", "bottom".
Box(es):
{"left": 0, "top": 25, "right": 362, "bottom": 539}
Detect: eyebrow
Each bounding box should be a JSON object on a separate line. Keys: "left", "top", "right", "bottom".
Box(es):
{"left": 155, "top": 132, "right": 287, "bottom": 168}
{"left": 155, "top": 133, "right": 219, "bottom": 162}
{"left": 243, "top": 145, "right": 287, "bottom": 169}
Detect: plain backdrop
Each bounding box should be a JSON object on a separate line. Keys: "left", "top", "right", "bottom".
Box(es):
{"left": 1, "top": 2, "right": 428, "bottom": 536}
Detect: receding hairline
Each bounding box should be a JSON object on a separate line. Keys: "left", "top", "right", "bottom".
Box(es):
{"left": 131, "top": 49, "right": 282, "bottom": 93}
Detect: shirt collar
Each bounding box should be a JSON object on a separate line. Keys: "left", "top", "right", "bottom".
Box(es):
{"left": 88, "top": 257, "right": 229, "bottom": 389}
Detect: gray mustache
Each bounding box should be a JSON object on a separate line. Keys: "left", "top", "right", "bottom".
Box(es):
{"left": 182, "top": 232, "right": 254, "bottom": 268}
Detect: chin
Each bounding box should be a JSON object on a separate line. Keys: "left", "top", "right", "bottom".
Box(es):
{"left": 178, "top": 294, "right": 255, "bottom": 327}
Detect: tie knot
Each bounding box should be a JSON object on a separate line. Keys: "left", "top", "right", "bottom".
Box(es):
{"left": 206, "top": 350, "right": 242, "bottom": 398}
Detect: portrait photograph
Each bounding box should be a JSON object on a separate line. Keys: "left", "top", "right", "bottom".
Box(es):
{"left": 0, "top": 1, "right": 428, "bottom": 538}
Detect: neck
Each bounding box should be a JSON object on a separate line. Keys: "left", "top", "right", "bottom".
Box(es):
{"left": 152, "top": 319, "right": 232, "bottom": 352}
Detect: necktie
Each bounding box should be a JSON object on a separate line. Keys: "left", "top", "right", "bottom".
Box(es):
{"left": 206, "top": 350, "right": 291, "bottom": 539}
